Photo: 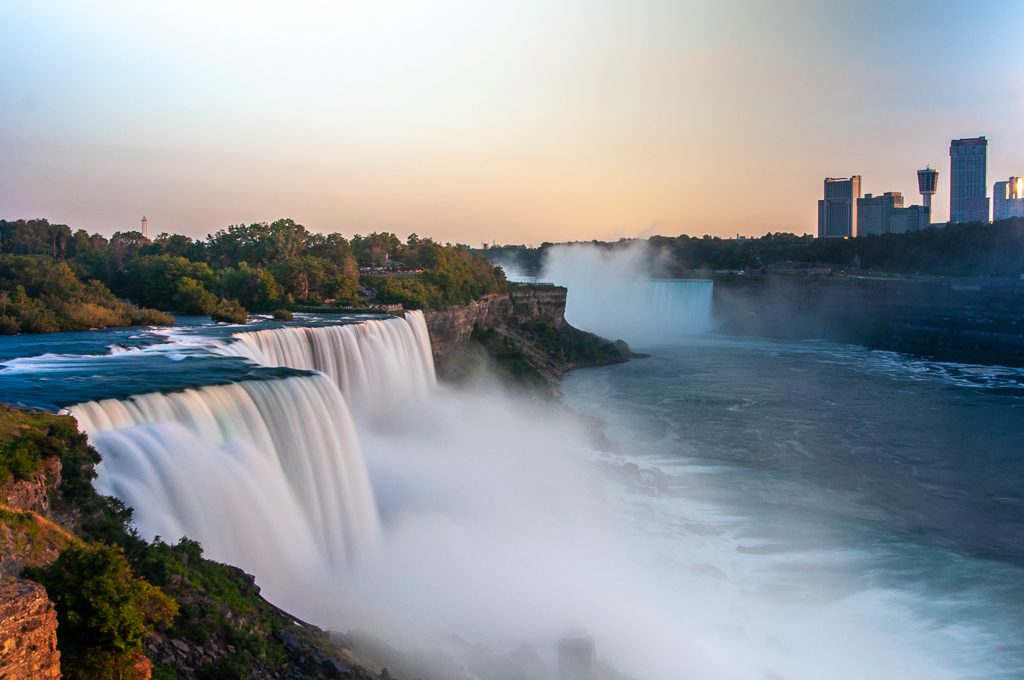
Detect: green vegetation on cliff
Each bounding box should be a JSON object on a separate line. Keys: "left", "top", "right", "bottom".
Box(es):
{"left": 28, "top": 543, "right": 178, "bottom": 679}
{"left": 0, "top": 404, "right": 381, "bottom": 679}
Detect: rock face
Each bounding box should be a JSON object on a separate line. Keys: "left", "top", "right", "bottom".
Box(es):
{"left": 0, "top": 578, "right": 61, "bottom": 679}
{"left": 3, "top": 457, "right": 62, "bottom": 516}
{"left": 423, "top": 285, "right": 568, "bottom": 361}
{"left": 423, "top": 293, "right": 513, "bottom": 363}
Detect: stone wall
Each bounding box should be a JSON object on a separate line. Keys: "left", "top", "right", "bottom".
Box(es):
{"left": 0, "top": 578, "right": 60, "bottom": 679}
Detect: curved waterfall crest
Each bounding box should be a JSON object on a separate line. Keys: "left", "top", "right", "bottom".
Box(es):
{"left": 221, "top": 310, "right": 436, "bottom": 404}
{"left": 70, "top": 374, "right": 380, "bottom": 577}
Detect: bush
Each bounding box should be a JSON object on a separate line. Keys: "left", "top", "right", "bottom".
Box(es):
{"left": 271, "top": 308, "right": 293, "bottom": 321}
{"left": 211, "top": 298, "right": 247, "bottom": 324}
{"left": 27, "top": 543, "right": 178, "bottom": 678}
{"left": 0, "top": 314, "right": 19, "bottom": 334}
{"left": 173, "top": 277, "right": 218, "bottom": 315}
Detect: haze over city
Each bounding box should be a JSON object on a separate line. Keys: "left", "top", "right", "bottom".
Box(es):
{"left": 2, "top": 0, "right": 1023, "bottom": 243}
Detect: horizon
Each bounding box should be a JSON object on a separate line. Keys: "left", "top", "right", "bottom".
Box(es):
{"left": 2, "top": 1, "right": 1022, "bottom": 243}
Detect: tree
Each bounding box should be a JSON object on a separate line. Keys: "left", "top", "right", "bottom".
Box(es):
{"left": 28, "top": 543, "right": 177, "bottom": 679}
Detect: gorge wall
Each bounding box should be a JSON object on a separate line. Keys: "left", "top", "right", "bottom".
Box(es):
{"left": 422, "top": 285, "right": 567, "bottom": 363}
{"left": 714, "top": 276, "right": 1024, "bottom": 366}
{"left": 423, "top": 284, "right": 623, "bottom": 390}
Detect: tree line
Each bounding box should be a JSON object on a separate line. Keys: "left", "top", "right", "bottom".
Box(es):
{"left": 0, "top": 218, "right": 508, "bottom": 333}
{"left": 487, "top": 218, "right": 1024, "bottom": 279}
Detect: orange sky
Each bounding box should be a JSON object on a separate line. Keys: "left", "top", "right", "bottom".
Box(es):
{"left": 2, "top": 1, "right": 1022, "bottom": 245}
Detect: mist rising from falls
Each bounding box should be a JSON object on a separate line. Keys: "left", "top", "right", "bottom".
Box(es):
{"left": 70, "top": 374, "right": 379, "bottom": 610}
{"left": 220, "top": 310, "right": 436, "bottom": 408}
{"left": 542, "top": 242, "right": 713, "bottom": 346}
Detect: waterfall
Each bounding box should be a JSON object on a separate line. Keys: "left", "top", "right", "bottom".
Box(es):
{"left": 70, "top": 374, "right": 379, "bottom": 608}
{"left": 220, "top": 310, "right": 436, "bottom": 407}
{"left": 542, "top": 243, "right": 713, "bottom": 346}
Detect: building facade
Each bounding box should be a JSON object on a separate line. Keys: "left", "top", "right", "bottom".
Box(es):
{"left": 857, "top": 192, "right": 904, "bottom": 236}
{"left": 949, "top": 137, "right": 989, "bottom": 223}
{"left": 993, "top": 177, "right": 1024, "bottom": 221}
{"left": 818, "top": 176, "right": 861, "bottom": 238}
{"left": 891, "top": 205, "right": 930, "bottom": 233}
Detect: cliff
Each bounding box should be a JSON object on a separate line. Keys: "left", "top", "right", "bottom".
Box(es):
{"left": 424, "top": 284, "right": 627, "bottom": 391}
{"left": 0, "top": 577, "right": 61, "bottom": 679}
{"left": 714, "top": 275, "right": 1024, "bottom": 366}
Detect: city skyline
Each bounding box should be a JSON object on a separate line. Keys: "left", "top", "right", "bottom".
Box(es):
{"left": 2, "top": 1, "right": 1023, "bottom": 243}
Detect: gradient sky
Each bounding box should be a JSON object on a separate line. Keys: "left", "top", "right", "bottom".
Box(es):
{"left": 2, "top": 1, "right": 1022, "bottom": 244}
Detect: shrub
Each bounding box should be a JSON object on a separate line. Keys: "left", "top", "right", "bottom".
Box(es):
{"left": 27, "top": 543, "right": 178, "bottom": 678}
{"left": 211, "top": 298, "right": 247, "bottom": 324}
{"left": 271, "top": 308, "right": 293, "bottom": 321}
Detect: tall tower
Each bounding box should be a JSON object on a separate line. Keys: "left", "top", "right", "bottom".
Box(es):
{"left": 917, "top": 167, "right": 939, "bottom": 223}
{"left": 141, "top": 215, "right": 148, "bottom": 239}
{"left": 949, "top": 137, "right": 989, "bottom": 223}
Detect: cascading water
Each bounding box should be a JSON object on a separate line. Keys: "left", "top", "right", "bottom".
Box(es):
{"left": 541, "top": 242, "right": 713, "bottom": 346}
{"left": 219, "top": 311, "right": 436, "bottom": 407}
{"left": 70, "top": 373, "right": 379, "bottom": 611}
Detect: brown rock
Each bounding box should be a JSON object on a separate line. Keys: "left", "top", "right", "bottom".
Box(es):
{"left": 0, "top": 577, "right": 61, "bottom": 679}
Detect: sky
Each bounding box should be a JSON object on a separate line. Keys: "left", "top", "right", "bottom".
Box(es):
{"left": 1, "top": 1, "right": 1022, "bottom": 244}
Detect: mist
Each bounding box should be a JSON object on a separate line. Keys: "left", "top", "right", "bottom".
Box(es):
{"left": 541, "top": 242, "right": 713, "bottom": 347}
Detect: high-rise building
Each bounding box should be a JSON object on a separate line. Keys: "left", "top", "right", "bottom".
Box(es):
{"left": 858, "top": 192, "right": 904, "bottom": 236}
{"left": 949, "top": 137, "right": 989, "bottom": 223}
{"left": 818, "top": 176, "right": 861, "bottom": 238}
{"left": 993, "top": 177, "right": 1024, "bottom": 221}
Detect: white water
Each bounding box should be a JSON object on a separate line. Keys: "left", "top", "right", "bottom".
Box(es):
{"left": 56, "top": 296, "right": 1000, "bottom": 679}
{"left": 69, "top": 374, "right": 379, "bottom": 610}
{"left": 542, "top": 242, "right": 713, "bottom": 346}
{"left": 219, "top": 311, "right": 436, "bottom": 409}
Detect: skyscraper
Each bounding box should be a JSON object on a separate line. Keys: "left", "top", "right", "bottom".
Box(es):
{"left": 818, "top": 176, "right": 861, "bottom": 238}
{"left": 993, "top": 177, "right": 1024, "bottom": 221}
{"left": 949, "top": 137, "right": 989, "bottom": 223}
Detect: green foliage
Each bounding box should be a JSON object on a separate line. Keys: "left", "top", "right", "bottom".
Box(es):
{"left": 0, "top": 254, "right": 172, "bottom": 333}
{"left": 173, "top": 277, "right": 218, "bottom": 315}
{"left": 271, "top": 308, "right": 293, "bottom": 321}
{"left": 211, "top": 298, "right": 248, "bottom": 324}
{"left": 0, "top": 405, "right": 84, "bottom": 485}
{"left": 28, "top": 543, "right": 178, "bottom": 675}
{"left": 218, "top": 263, "right": 282, "bottom": 310}
{"left": 123, "top": 255, "right": 215, "bottom": 310}
{"left": 366, "top": 245, "right": 507, "bottom": 309}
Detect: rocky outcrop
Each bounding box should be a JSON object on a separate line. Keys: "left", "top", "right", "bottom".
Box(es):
{"left": 0, "top": 577, "right": 61, "bottom": 679}
{"left": 423, "top": 285, "right": 626, "bottom": 391}
{"left": 3, "top": 457, "right": 61, "bottom": 516}
{"left": 422, "top": 293, "right": 513, "bottom": 364}
{"left": 0, "top": 505, "right": 77, "bottom": 577}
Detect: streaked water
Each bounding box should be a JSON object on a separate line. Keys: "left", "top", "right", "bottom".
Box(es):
{"left": 562, "top": 335, "right": 1024, "bottom": 678}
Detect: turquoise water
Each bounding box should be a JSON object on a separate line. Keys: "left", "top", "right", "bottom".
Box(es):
{"left": 0, "top": 313, "right": 385, "bottom": 410}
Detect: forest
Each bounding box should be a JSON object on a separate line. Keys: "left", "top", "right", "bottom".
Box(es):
{"left": 0, "top": 218, "right": 507, "bottom": 333}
